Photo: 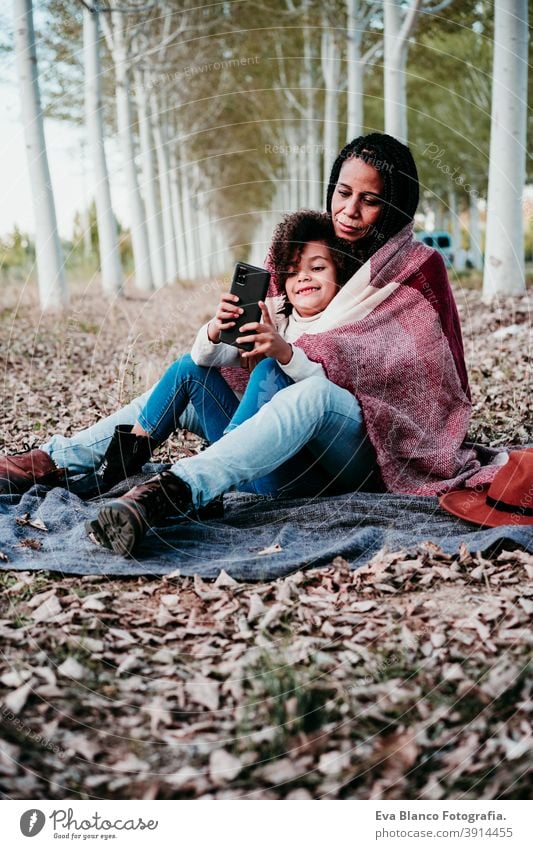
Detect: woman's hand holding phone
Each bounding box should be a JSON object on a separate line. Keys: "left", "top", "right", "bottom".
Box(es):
{"left": 236, "top": 302, "right": 293, "bottom": 365}
{"left": 207, "top": 293, "right": 244, "bottom": 343}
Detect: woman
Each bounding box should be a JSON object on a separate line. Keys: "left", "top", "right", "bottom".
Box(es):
{"left": 83, "top": 133, "right": 486, "bottom": 555}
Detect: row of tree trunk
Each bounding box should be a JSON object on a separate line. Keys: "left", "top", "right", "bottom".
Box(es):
{"left": 13, "top": 0, "right": 529, "bottom": 308}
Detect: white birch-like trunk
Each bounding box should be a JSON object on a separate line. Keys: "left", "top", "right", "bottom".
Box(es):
{"left": 469, "top": 193, "right": 483, "bottom": 271}
{"left": 151, "top": 95, "right": 178, "bottom": 283}
{"left": 286, "top": 126, "right": 299, "bottom": 212}
{"left": 81, "top": 205, "right": 92, "bottom": 258}
{"left": 383, "top": 0, "right": 422, "bottom": 144}
{"left": 180, "top": 165, "right": 197, "bottom": 279}
{"left": 321, "top": 26, "right": 341, "bottom": 201}
{"left": 83, "top": 7, "right": 122, "bottom": 294}
{"left": 14, "top": 0, "right": 67, "bottom": 309}
{"left": 482, "top": 0, "right": 528, "bottom": 298}
{"left": 194, "top": 167, "right": 210, "bottom": 279}
{"left": 134, "top": 70, "right": 166, "bottom": 287}
{"left": 384, "top": 0, "right": 406, "bottom": 143}
{"left": 303, "top": 8, "right": 321, "bottom": 210}
{"left": 169, "top": 147, "right": 188, "bottom": 279}
{"left": 346, "top": 0, "right": 364, "bottom": 140}
{"left": 112, "top": 11, "right": 153, "bottom": 290}
{"left": 448, "top": 189, "right": 463, "bottom": 269}
{"left": 298, "top": 142, "right": 308, "bottom": 208}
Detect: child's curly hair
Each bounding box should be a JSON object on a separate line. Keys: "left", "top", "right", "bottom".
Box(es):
{"left": 269, "top": 210, "right": 360, "bottom": 306}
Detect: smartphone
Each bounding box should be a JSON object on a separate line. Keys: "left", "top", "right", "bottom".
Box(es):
{"left": 219, "top": 262, "right": 271, "bottom": 351}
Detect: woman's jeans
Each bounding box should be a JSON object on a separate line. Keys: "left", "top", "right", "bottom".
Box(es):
{"left": 42, "top": 355, "right": 376, "bottom": 502}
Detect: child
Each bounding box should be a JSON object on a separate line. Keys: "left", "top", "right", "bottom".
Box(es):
{"left": 184, "top": 209, "right": 357, "bottom": 431}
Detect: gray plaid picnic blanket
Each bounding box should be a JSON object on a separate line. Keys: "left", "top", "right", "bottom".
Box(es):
{"left": 0, "top": 466, "right": 531, "bottom": 579}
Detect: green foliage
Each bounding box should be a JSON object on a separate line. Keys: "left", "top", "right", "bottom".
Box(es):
{"left": 0, "top": 227, "right": 36, "bottom": 277}
{"left": 9, "top": 0, "right": 532, "bottom": 257}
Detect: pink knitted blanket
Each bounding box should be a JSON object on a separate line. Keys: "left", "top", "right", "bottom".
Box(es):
{"left": 221, "top": 225, "right": 496, "bottom": 496}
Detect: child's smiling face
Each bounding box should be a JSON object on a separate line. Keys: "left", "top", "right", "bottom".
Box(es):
{"left": 284, "top": 241, "right": 339, "bottom": 317}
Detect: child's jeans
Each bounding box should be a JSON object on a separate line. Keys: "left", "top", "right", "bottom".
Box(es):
{"left": 223, "top": 357, "right": 294, "bottom": 433}
{"left": 42, "top": 354, "right": 231, "bottom": 474}
{"left": 43, "top": 355, "right": 376, "bottom": 500}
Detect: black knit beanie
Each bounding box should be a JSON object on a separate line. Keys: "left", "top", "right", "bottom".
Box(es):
{"left": 326, "top": 133, "right": 419, "bottom": 264}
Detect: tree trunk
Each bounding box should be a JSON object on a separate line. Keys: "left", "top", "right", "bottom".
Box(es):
{"left": 134, "top": 70, "right": 166, "bottom": 287}
{"left": 303, "top": 8, "right": 321, "bottom": 210}
{"left": 384, "top": 0, "right": 406, "bottom": 143}
{"left": 448, "top": 189, "right": 463, "bottom": 269}
{"left": 14, "top": 0, "right": 67, "bottom": 309}
{"left": 346, "top": 0, "right": 364, "bottom": 140}
{"left": 194, "top": 166, "right": 211, "bottom": 279}
{"left": 298, "top": 141, "right": 308, "bottom": 208}
{"left": 482, "top": 0, "right": 528, "bottom": 299}
{"left": 321, "top": 26, "right": 341, "bottom": 202}
{"left": 286, "top": 125, "right": 299, "bottom": 212}
{"left": 383, "top": 0, "right": 422, "bottom": 144}
{"left": 83, "top": 7, "right": 122, "bottom": 295}
{"left": 151, "top": 94, "right": 178, "bottom": 283}
{"left": 112, "top": 10, "right": 153, "bottom": 291}
{"left": 180, "top": 164, "right": 197, "bottom": 279}
{"left": 469, "top": 193, "right": 483, "bottom": 271}
{"left": 169, "top": 147, "right": 188, "bottom": 279}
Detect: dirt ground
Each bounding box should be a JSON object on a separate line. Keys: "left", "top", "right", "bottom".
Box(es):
{"left": 0, "top": 276, "right": 531, "bottom": 799}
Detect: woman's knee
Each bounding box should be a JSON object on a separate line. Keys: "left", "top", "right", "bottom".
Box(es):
{"left": 294, "top": 375, "right": 333, "bottom": 405}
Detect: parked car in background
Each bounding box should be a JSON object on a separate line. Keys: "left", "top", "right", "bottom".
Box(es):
{"left": 415, "top": 231, "right": 454, "bottom": 268}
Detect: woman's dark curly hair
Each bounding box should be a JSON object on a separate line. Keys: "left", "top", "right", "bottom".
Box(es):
{"left": 326, "top": 132, "right": 419, "bottom": 266}
{"left": 270, "top": 210, "right": 359, "bottom": 313}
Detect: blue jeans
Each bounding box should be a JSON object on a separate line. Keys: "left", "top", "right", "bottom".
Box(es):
{"left": 43, "top": 357, "right": 376, "bottom": 499}
{"left": 136, "top": 353, "right": 239, "bottom": 444}
{"left": 41, "top": 360, "right": 209, "bottom": 474}
{"left": 41, "top": 354, "right": 284, "bottom": 474}
{"left": 224, "top": 357, "right": 293, "bottom": 433}
{"left": 170, "top": 370, "right": 377, "bottom": 506}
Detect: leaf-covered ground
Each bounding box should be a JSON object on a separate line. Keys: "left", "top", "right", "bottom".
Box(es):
{"left": 0, "top": 277, "right": 531, "bottom": 799}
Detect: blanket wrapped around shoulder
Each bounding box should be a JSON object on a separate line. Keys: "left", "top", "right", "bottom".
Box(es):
{"left": 220, "top": 223, "right": 494, "bottom": 496}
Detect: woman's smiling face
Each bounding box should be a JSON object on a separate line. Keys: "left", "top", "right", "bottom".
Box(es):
{"left": 331, "top": 156, "right": 385, "bottom": 242}
{"left": 284, "top": 240, "right": 339, "bottom": 317}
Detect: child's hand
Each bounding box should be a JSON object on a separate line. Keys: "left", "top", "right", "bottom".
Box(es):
{"left": 207, "top": 293, "right": 244, "bottom": 343}
{"left": 236, "top": 302, "right": 293, "bottom": 365}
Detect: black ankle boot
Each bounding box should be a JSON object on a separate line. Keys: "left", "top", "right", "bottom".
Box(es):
{"left": 69, "top": 425, "right": 155, "bottom": 499}
{"left": 86, "top": 470, "right": 193, "bottom": 556}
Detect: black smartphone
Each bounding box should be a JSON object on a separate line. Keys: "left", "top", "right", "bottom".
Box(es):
{"left": 219, "top": 262, "right": 271, "bottom": 351}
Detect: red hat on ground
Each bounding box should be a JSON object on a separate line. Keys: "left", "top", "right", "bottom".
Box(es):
{"left": 439, "top": 449, "right": 533, "bottom": 528}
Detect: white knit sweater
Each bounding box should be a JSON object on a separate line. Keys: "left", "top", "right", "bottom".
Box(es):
{"left": 190, "top": 310, "right": 326, "bottom": 389}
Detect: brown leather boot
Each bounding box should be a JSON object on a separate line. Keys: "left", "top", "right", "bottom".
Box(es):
{"left": 86, "top": 470, "right": 194, "bottom": 556}
{"left": 0, "top": 449, "right": 66, "bottom": 495}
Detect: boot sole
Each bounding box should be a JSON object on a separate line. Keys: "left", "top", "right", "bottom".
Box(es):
{"left": 89, "top": 501, "right": 145, "bottom": 557}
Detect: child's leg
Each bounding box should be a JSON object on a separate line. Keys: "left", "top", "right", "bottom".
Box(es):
{"left": 42, "top": 388, "right": 155, "bottom": 475}
{"left": 223, "top": 357, "right": 293, "bottom": 433}
{"left": 42, "top": 355, "right": 238, "bottom": 475}
{"left": 136, "top": 353, "right": 240, "bottom": 445}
